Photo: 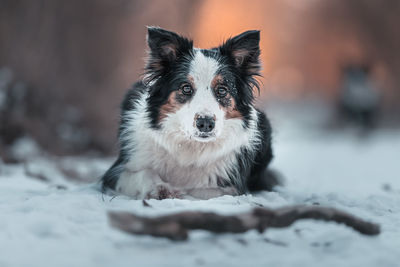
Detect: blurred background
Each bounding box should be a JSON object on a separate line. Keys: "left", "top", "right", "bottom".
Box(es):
{"left": 1, "top": 0, "right": 399, "bottom": 160}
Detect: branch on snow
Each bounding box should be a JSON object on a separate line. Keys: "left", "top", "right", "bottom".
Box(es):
{"left": 108, "top": 205, "right": 380, "bottom": 241}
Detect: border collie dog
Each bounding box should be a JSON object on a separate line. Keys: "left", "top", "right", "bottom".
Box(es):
{"left": 102, "top": 27, "right": 275, "bottom": 200}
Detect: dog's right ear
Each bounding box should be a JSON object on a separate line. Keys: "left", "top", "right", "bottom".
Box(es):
{"left": 145, "top": 27, "right": 193, "bottom": 82}
{"left": 219, "top": 30, "right": 261, "bottom": 76}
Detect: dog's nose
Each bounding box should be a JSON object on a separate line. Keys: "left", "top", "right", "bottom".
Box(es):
{"left": 196, "top": 116, "right": 215, "bottom": 132}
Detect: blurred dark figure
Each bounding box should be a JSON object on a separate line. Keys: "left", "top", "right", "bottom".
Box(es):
{"left": 338, "top": 65, "right": 381, "bottom": 129}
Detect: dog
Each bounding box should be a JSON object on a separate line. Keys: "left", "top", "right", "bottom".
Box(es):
{"left": 101, "top": 27, "right": 276, "bottom": 200}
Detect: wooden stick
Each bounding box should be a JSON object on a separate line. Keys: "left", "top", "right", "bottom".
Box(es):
{"left": 108, "top": 205, "right": 380, "bottom": 241}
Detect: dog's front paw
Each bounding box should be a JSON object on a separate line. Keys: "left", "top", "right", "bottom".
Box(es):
{"left": 146, "top": 184, "right": 183, "bottom": 200}
{"left": 185, "top": 187, "right": 238, "bottom": 199}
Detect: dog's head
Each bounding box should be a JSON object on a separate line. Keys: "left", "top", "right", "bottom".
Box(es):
{"left": 144, "top": 27, "right": 261, "bottom": 142}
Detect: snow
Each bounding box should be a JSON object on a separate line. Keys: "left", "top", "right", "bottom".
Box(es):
{"left": 1, "top": 105, "right": 400, "bottom": 267}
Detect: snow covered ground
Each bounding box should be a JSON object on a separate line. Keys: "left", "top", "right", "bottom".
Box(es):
{"left": 1, "top": 105, "right": 400, "bottom": 267}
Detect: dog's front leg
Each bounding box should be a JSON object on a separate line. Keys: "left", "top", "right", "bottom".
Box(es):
{"left": 115, "top": 169, "right": 181, "bottom": 200}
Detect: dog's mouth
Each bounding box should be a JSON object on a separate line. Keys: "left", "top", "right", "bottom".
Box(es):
{"left": 193, "top": 132, "right": 216, "bottom": 142}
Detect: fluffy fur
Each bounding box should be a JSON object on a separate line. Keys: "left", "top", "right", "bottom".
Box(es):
{"left": 101, "top": 27, "right": 275, "bottom": 200}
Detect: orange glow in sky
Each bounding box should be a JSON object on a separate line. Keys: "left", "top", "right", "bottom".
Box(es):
{"left": 193, "top": 0, "right": 274, "bottom": 75}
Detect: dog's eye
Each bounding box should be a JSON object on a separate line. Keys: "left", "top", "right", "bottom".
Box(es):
{"left": 181, "top": 84, "right": 193, "bottom": 96}
{"left": 216, "top": 86, "right": 228, "bottom": 97}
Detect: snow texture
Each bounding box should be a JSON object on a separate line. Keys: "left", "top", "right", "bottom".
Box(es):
{"left": 1, "top": 105, "right": 399, "bottom": 267}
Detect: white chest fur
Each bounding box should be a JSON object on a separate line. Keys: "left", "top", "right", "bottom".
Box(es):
{"left": 117, "top": 91, "right": 260, "bottom": 197}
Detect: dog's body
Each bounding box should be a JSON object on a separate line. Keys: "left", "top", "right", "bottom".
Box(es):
{"left": 102, "top": 27, "right": 275, "bottom": 199}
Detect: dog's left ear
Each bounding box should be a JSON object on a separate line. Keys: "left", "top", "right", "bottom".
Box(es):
{"left": 145, "top": 27, "right": 193, "bottom": 82}
{"left": 219, "top": 30, "right": 261, "bottom": 75}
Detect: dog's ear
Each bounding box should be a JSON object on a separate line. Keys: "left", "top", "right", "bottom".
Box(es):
{"left": 219, "top": 30, "right": 261, "bottom": 76}
{"left": 145, "top": 27, "right": 193, "bottom": 82}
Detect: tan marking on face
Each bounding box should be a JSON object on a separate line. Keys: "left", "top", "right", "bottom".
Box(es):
{"left": 210, "top": 75, "right": 242, "bottom": 119}
{"left": 211, "top": 74, "right": 224, "bottom": 89}
{"left": 187, "top": 75, "right": 195, "bottom": 88}
{"left": 223, "top": 97, "right": 242, "bottom": 119}
{"left": 159, "top": 91, "right": 184, "bottom": 121}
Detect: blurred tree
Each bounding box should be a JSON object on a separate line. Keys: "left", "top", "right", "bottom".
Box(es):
{"left": 0, "top": 0, "right": 199, "bottom": 157}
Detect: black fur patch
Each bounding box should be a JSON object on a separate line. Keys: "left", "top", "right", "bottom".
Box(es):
{"left": 246, "top": 110, "right": 275, "bottom": 191}
{"left": 101, "top": 82, "right": 146, "bottom": 191}
{"left": 220, "top": 110, "right": 274, "bottom": 193}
